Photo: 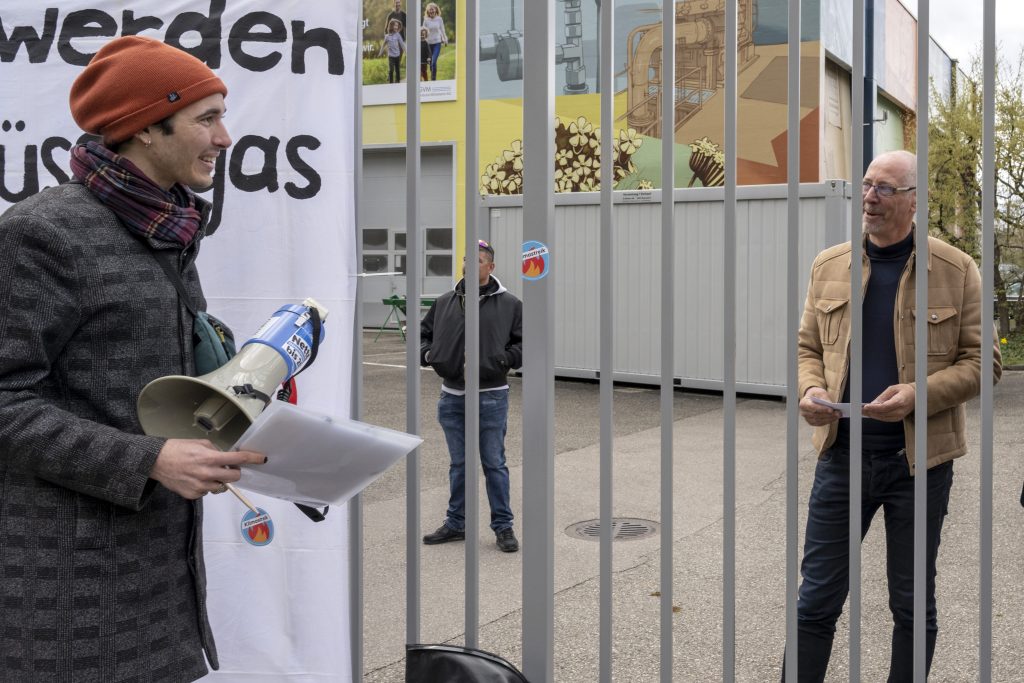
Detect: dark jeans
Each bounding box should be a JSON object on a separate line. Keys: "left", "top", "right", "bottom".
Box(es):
{"left": 784, "top": 446, "right": 953, "bottom": 682}
{"left": 437, "top": 389, "right": 513, "bottom": 533}
{"left": 387, "top": 55, "right": 401, "bottom": 83}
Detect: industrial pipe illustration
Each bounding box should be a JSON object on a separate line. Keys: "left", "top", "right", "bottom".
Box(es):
{"left": 479, "top": 0, "right": 596, "bottom": 94}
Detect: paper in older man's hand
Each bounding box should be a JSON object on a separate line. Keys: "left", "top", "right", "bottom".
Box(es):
{"left": 231, "top": 400, "right": 421, "bottom": 507}
{"left": 809, "top": 396, "right": 870, "bottom": 419}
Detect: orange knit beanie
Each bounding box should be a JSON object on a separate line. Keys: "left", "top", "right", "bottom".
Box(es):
{"left": 70, "top": 36, "right": 227, "bottom": 145}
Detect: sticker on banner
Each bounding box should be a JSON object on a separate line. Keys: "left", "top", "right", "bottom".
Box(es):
{"left": 522, "top": 240, "right": 550, "bottom": 280}
{"left": 241, "top": 508, "right": 275, "bottom": 547}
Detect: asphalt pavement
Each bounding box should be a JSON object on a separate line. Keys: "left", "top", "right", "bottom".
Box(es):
{"left": 357, "top": 330, "right": 1023, "bottom": 682}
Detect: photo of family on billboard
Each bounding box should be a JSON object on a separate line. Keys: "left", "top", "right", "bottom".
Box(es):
{"left": 362, "top": 0, "right": 456, "bottom": 104}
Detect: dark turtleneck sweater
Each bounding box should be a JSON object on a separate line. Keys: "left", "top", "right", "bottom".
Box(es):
{"left": 835, "top": 231, "right": 914, "bottom": 451}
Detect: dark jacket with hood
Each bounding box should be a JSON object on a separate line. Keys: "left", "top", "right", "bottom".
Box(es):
{"left": 420, "top": 276, "right": 522, "bottom": 391}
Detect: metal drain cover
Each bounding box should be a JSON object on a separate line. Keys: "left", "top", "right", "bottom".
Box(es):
{"left": 565, "top": 517, "right": 659, "bottom": 542}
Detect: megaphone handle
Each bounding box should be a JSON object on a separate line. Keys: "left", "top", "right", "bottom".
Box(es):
{"left": 231, "top": 383, "right": 272, "bottom": 405}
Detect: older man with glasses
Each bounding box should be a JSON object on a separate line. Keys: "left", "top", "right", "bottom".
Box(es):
{"left": 420, "top": 240, "right": 523, "bottom": 553}
{"left": 782, "top": 150, "right": 1000, "bottom": 681}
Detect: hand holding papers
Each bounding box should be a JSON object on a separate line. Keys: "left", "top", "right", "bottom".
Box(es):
{"left": 809, "top": 395, "right": 868, "bottom": 419}
{"left": 231, "top": 400, "right": 421, "bottom": 507}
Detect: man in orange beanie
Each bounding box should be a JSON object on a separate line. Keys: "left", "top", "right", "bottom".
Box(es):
{"left": 0, "top": 35, "right": 265, "bottom": 682}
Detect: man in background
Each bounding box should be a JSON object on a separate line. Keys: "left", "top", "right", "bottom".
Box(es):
{"left": 385, "top": 0, "right": 407, "bottom": 40}
{"left": 420, "top": 240, "right": 522, "bottom": 553}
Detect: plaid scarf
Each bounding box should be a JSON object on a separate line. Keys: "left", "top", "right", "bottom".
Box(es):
{"left": 70, "top": 141, "right": 206, "bottom": 246}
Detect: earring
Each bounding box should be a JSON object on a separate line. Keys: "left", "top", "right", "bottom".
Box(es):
{"left": 143, "top": 138, "right": 152, "bottom": 148}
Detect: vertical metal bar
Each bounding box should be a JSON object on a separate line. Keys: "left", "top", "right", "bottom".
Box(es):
{"left": 405, "top": 0, "right": 423, "bottom": 648}
{"left": 784, "top": 1, "right": 801, "bottom": 680}
{"left": 913, "top": 4, "right": 930, "bottom": 681}
{"left": 849, "top": 1, "right": 866, "bottom": 679}
{"left": 723, "top": 2, "right": 737, "bottom": 680}
{"left": 659, "top": 1, "right": 676, "bottom": 681}
{"left": 464, "top": 0, "right": 481, "bottom": 650}
{"left": 598, "top": 0, "right": 615, "bottom": 680}
{"left": 863, "top": 0, "right": 875, "bottom": 171}
{"left": 521, "top": 2, "right": 556, "bottom": 680}
{"left": 349, "top": 2, "right": 365, "bottom": 678}
{"left": 979, "top": 2, "right": 996, "bottom": 679}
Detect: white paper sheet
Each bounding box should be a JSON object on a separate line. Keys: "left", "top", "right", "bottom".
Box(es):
{"left": 232, "top": 401, "right": 421, "bottom": 507}
{"left": 809, "top": 396, "right": 870, "bottom": 419}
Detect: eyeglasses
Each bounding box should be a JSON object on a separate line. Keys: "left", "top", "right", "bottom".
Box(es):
{"left": 861, "top": 182, "right": 915, "bottom": 198}
{"left": 478, "top": 239, "right": 494, "bottom": 256}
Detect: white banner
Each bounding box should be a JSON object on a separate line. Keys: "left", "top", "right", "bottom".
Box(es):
{"left": 1, "top": 2, "right": 357, "bottom": 680}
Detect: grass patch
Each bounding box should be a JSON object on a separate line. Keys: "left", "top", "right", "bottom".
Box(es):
{"left": 362, "top": 43, "right": 456, "bottom": 85}
{"left": 999, "top": 329, "right": 1024, "bottom": 366}
{"left": 363, "top": 55, "right": 411, "bottom": 85}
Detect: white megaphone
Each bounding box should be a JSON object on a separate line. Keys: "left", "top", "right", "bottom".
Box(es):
{"left": 137, "top": 298, "right": 328, "bottom": 450}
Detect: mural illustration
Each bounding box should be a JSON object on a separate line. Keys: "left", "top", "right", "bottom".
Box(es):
{"left": 688, "top": 137, "right": 726, "bottom": 187}
{"left": 623, "top": 0, "right": 758, "bottom": 139}
{"left": 479, "top": 117, "right": 645, "bottom": 195}
{"left": 478, "top": 0, "right": 823, "bottom": 193}
{"left": 479, "top": 0, "right": 594, "bottom": 99}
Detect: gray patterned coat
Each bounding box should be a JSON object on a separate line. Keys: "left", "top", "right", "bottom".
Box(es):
{"left": 0, "top": 183, "right": 217, "bottom": 682}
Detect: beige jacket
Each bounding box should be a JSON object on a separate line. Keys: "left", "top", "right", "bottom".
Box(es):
{"left": 797, "top": 234, "right": 1001, "bottom": 473}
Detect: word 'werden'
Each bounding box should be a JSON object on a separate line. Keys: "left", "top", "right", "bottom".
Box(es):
{"left": 1, "top": 0, "right": 344, "bottom": 74}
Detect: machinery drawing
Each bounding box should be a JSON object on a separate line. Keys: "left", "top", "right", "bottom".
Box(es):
{"left": 622, "top": 0, "right": 758, "bottom": 138}
{"left": 480, "top": 0, "right": 594, "bottom": 94}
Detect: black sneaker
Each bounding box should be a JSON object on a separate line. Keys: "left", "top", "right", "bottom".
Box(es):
{"left": 423, "top": 525, "right": 465, "bottom": 545}
{"left": 495, "top": 528, "right": 519, "bottom": 553}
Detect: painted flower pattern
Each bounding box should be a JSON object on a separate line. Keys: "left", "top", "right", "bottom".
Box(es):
{"left": 480, "top": 115, "right": 643, "bottom": 195}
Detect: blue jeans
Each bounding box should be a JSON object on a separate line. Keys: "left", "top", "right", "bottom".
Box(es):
{"left": 428, "top": 42, "right": 442, "bottom": 79}
{"left": 437, "top": 389, "right": 513, "bottom": 533}
{"left": 787, "top": 446, "right": 953, "bottom": 682}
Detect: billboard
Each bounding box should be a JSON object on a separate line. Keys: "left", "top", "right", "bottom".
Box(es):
{"left": 362, "top": 0, "right": 457, "bottom": 103}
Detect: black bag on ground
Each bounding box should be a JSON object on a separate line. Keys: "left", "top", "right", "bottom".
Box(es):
{"left": 405, "top": 644, "right": 529, "bottom": 683}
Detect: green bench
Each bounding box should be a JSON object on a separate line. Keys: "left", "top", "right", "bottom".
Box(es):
{"left": 375, "top": 295, "right": 438, "bottom": 341}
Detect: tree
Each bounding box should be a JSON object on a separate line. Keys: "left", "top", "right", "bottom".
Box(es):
{"left": 928, "top": 50, "right": 1024, "bottom": 335}
{"left": 992, "top": 54, "right": 1024, "bottom": 331}
{"left": 928, "top": 68, "right": 982, "bottom": 258}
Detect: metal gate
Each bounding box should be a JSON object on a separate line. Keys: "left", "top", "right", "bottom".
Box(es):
{"left": 349, "top": 1, "right": 1006, "bottom": 681}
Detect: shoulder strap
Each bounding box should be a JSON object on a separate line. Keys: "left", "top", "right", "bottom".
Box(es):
{"left": 152, "top": 250, "right": 199, "bottom": 317}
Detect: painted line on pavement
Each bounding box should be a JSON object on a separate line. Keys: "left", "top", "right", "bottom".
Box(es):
{"left": 364, "top": 361, "right": 431, "bottom": 370}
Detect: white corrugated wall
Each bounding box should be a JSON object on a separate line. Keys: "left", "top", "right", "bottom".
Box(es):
{"left": 486, "top": 182, "right": 850, "bottom": 395}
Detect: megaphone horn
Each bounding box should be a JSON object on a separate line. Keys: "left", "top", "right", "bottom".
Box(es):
{"left": 137, "top": 298, "right": 328, "bottom": 451}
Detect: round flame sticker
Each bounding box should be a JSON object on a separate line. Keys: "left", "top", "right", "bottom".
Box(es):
{"left": 522, "top": 240, "right": 550, "bottom": 281}
{"left": 241, "top": 508, "right": 274, "bottom": 547}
